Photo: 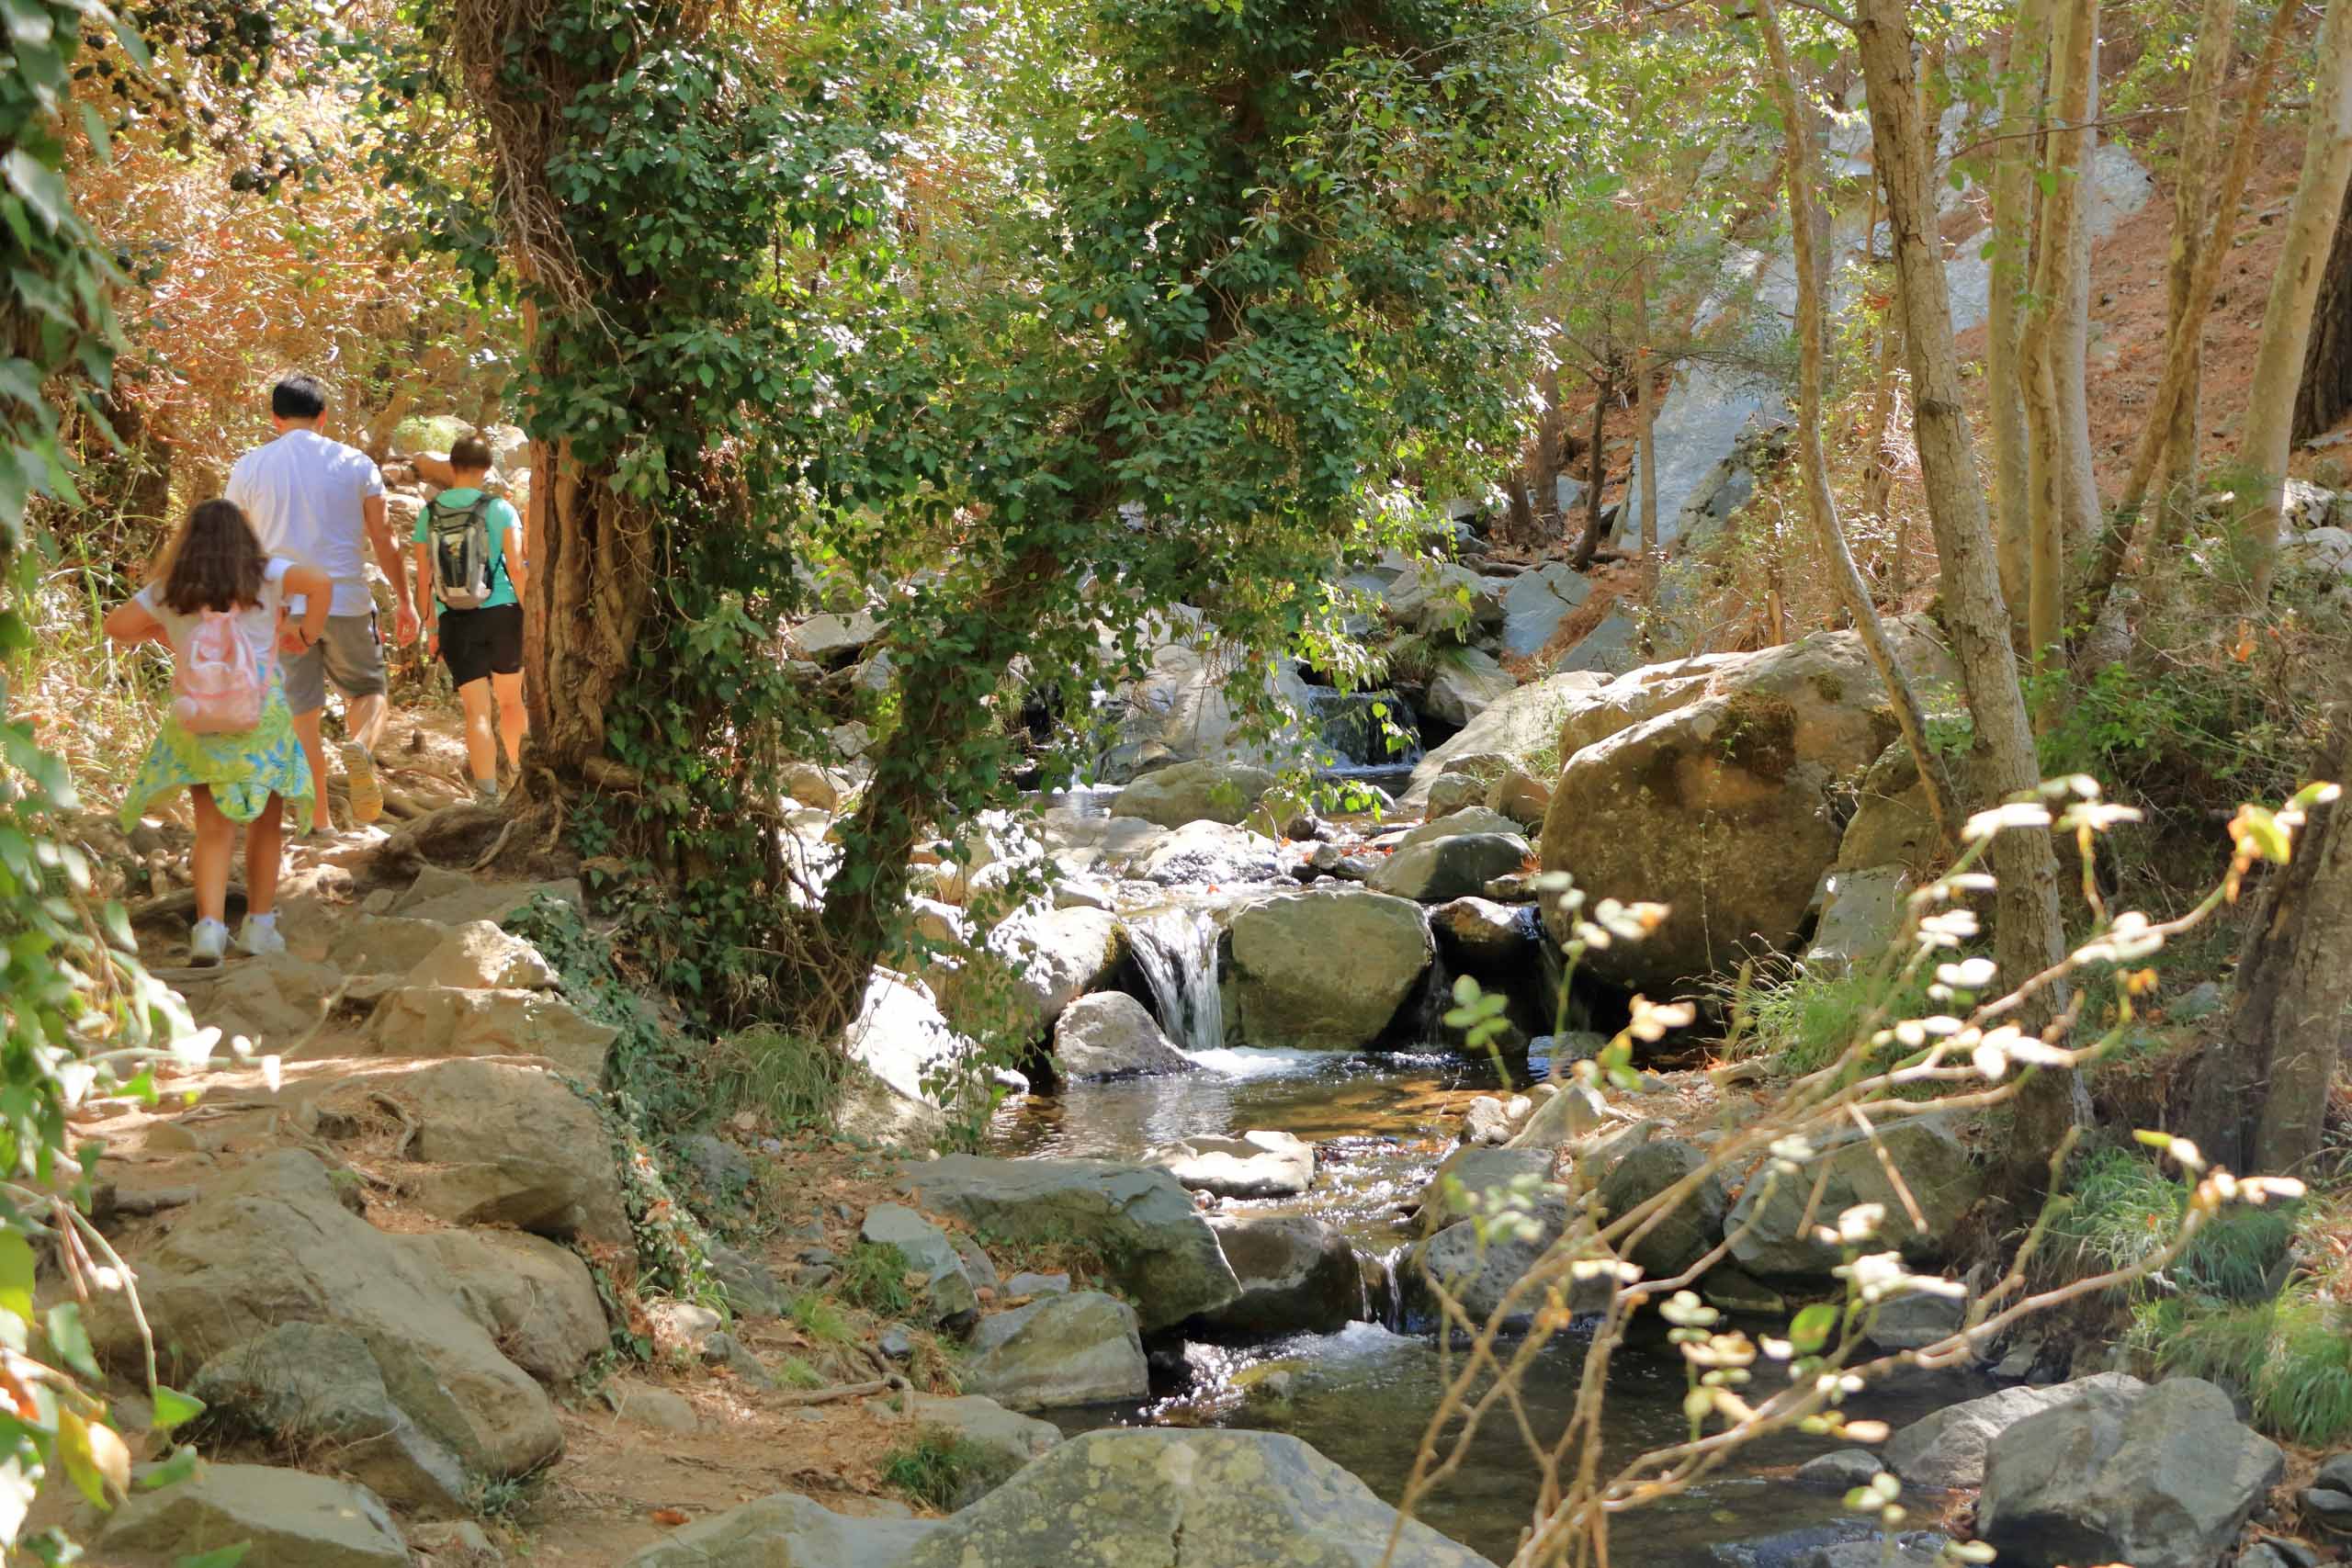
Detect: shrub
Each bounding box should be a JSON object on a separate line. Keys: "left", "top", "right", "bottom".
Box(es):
{"left": 2041, "top": 1147, "right": 2295, "bottom": 1302}
{"left": 836, "top": 1241, "right": 916, "bottom": 1318}
{"left": 881, "top": 1427, "right": 992, "bottom": 1512}
{"left": 2131, "top": 1289, "right": 2352, "bottom": 1448}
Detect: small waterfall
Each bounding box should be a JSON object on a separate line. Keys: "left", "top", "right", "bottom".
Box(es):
{"left": 1127, "top": 908, "right": 1227, "bottom": 1054}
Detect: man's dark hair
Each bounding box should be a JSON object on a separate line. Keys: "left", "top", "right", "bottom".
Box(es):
{"left": 270, "top": 375, "right": 329, "bottom": 422}
{"left": 448, "top": 434, "right": 494, "bottom": 472}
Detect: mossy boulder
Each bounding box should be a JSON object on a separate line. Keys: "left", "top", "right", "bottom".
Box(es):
{"left": 1538, "top": 623, "right": 1959, "bottom": 989}
{"left": 1227, "top": 887, "right": 1433, "bottom": 1049}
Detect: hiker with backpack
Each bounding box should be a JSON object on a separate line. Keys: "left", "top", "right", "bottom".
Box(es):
{"left": 414, "top": 434, "right": 527, "bottom": 805}
{"left": 107, "top": 499, "right": 330, "bottom": 965}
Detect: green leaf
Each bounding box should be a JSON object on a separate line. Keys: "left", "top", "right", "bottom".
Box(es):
{"left": 149, "top": 1385, "right": 205, "bottom": 1435}
{"left": 43, "top": 1303, "right": 96, "bottom": 1380}
{"left": 1790, "top": 1302, "right": 1839, "bottom": 1353}
{"left": 137, "top": 1444, "right": 199, "bottom": 1491}
{"left": 1, "top": 152, "right": 69, "bottom": 233}
{"left": 0, "top": 1233, "right": 34, "bottom": 1324}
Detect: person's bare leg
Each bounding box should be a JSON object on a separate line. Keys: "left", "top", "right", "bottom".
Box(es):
{"left": 345, "top": 692, "right": 389, "bottom": 752}
{"left": 458, "top": 679, "right": 496, "bottom": 785}
{"left": 190, "top": 787, "right": 233, "bottom": 923}
{"left": 492, "top": 671, "right": 527, "bottom": 773}
{"left": 290, "top": 709, "right": 333, "bottom": 831}
{"left": 245, "top": 794, "right": 284, "bottom": 916}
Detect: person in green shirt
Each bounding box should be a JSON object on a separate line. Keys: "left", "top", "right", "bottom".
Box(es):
{"left": 413, "top": 434, "right": 527, "bottom": 804}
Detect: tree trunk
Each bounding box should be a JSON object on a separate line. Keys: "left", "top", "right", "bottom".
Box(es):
{"left": 2153, "top": 0, "right": 2240, "bottom": 513}
{"left": 2020, "top": 0, "right": 2098, "bottom": 690}
{"left": 2081, "top": 0, "right": 2293, "bottom": 618}
{"left": 524, "top": 433, "right": 657, "bottom": 779}
{"left": 2235, "top": 0, "right": 2352, "bottom": 604}
{"left": 2190, "top": 706, "right": 2352, "bottom": 1178}
{"left": 1987, "top": 0, "right": 2052, "bottom": 624}
{"left": 1635, "top": 269, "right": 1662, "bottom": 558}
{"left": 2294, "top": 198, "right": 2352, "bottom": 444}
{"left": 1858, "top": 0, "right": 2079, "bottom": 1186}
{"left": 1522, "top": 364, "right": 1568, "bottom": 548}
{"left": 1573, "top": 368, "right": 1613, "bottom": 568}
{"left": 1751, "top": 0, "right": 1954, "bottom": 844}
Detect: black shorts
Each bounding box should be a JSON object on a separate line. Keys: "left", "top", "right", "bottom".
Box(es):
{"left": 439, "top": 604, "right": 524, "bottom": 687}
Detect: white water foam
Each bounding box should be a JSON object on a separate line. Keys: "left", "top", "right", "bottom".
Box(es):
{"left": 1126, "top": 906, "right": 1227, "bottom": 1054}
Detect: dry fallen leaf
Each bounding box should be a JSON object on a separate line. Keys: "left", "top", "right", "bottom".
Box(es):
{"left": 650, "top": 1507, "right": 690, "bottom": 1527}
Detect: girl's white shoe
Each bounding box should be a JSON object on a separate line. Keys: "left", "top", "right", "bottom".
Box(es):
{"left": 235, "top": 913, "right": 287, "bottom": 958}
{"left": 189, "top": 919, "right": 230, "bottom": 967}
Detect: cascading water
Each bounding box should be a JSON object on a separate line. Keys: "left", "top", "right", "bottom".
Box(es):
{"left": 1125, "top": 908, "right": 1227, "bottom": 1055}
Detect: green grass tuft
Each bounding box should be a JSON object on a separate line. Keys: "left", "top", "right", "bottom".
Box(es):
{"left": 777, "top": 1356, "right": 825, "bottom": 1391}
{"left": 836, "top": 1240, "right": 916, "bottom": 1318}
{"left": 881, "top": 1426, "right": 992, "bottom": 1511}
{"left": 2131, "top": 1289, "right": 2352, "bottom": 1448}
{"left": 2041, "top": 1147, "right": 2293, "bottom": 1302}
{"left": 1729, "top": 963, "right": 1932, "bottom": 1078}
{"left": 711, "top": 1025, "right": 846, "bottom": 1134}
{"left": 787, "top": 1292, "right": 856, "bottom": 1347}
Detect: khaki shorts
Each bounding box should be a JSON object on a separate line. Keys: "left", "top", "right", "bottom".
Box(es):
{"left": 283, "top": 612, "right": 387, "bottom": 713}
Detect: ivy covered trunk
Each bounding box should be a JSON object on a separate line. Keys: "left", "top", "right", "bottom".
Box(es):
{"left": 521, "top": 434, "right": 655, "bottom": 779}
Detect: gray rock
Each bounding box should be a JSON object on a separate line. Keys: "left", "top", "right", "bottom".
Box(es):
{"left": 2315, "top": 1450, "right": 2352, "bottom": 1495}
{"left": 1553, "top": 609, "right": 1640, "bottom": 674}
{"left": 708, "top": 1242, "right": 786, "bottom": 1318}
{"left": 1111, "top": 759, "right": 1279, "bottom": 829}
{"left": 1148, "top": 1130, "right": 1316, "bottom": 1200}
{"left": 1597, "top": 1138, "right": 1726, "bottom": 1280}
{"left": 1430, "top": 896, "right": 1536, "bottom": 969}
{"left": 90, "top": 1151, "right": 560, "bottom": 1479}
{"left": 410, "top": 1518, "right": 504, "bottom": 1563}
{"left": 701, "top": 1331, "right": 775, "bottom": 1389}
{"left": 1400, "top": 671, "right": 1613, "bottom": 805}
{"left": 395, "top": 1227, "right": 610, "bottom": 1383}
{"left": 328, "top": 914, "right": 458, "bottom": 978}
{"left": 1424, "top": 772, "right": 1487, "bottom": 818}
{"left": 1136, "top": 819, "right": 1286, "bottom": 886}
{"left": 1004, "top": 1270, "right": 1070, "bottom": 1298}
{"left": 1399, "top": 1205, "right": 1584, "bottom": 1332}
{"left": 389, "top": 866, "right": 583, "bottom": 927}
{"left": 1194, "top": 1214, "right": 1363, "bottom": 1336}
{"left": 975, "top": 905, "right": 1124, "bottom": 1033}
{"left": 1421, "top": 1145, "right": 1558, "bottom": 1228}
{"left": 1804, "top": 865, "right": 1914, "bottom": 974}
{"left": 365, "top": 983, "right": 618, "bottom": 1080}
{"left": 1508, "top": 1081, "right": 1606, "bottom": 1149}
{"left": 190, "top": 1323, "right": 469, "bottom": 1513}
{"left": 1885, "top": 1371, "right": 2146, "bottom": 1490}
{"left": 1487, "top": 769, "right": 1553, "bottom": 830}
{"left": 1227, "top": 888, "right": 1432, "bottom": 1050}
{"left": 94, "top": 1463, "right": 412, "bottom": 1567}
{"left": 861, "top": 1203, "right": 980, "bottom": 1328}
{"left": 2302, "top": 1486, "right": 2352, "bottom": 1529}
{"left": 1979, "top": 1375, "right": 2284, "bottom": 1568}
{"left": 1397, "top": 806, "right": 1522, "bottom": 848}
{"left": 900, "top": 1155, "right": 1240, "bottom": 1331}
{"left": 1369, "top": 832, "right": 1532, "bottom": 903}
{"left": 1725, "top": 1113, "right": 1984, "bottom": 1278}
{"left": 1385, "top": 561, "right": 1509, "bottom": 637}
{"left": 609, "top": 1379, "right": 698, "bottom": 1432}
{"left": 1501, "top": 561, "right": 1591, "bottom": 659}
{"left": 961, "top": 1292, "right": 1148, "bottom": 1411}
{"left": 678, "top": 1133, "right": 754, "bottom": 1197}
{"left": 1425, "top": 649, "right": 1518, "bottom": 727}
{"left": 793, "top": 609, "right": 881, "bottom": 661}
{"left": 622, "top": 1490, "right": 942, "bottom": 1567}
{"left": 403, "top": 919, "right": 559, "bottom": 990}
{"left": 1796, "top": 1538, "right": 1951, "bottom": 1568}
{"left": 1868, "top": 1286, "right": 1969, "bottom": 1350}
{"left": 1458, "top": 1095, "right": 1518, "bottom": 1146}
{"left": 896, "top": 1428, "right": 1492, "bottom": 1567}
{"left": 196, "top": 953, "right": 344, "bottom": 1046}
{"left": 1793, "top": 1448, "right": 1889, "bottom": 1494}
{"left": 1052, "top": 991, "right": 1194, "bottom": 1080}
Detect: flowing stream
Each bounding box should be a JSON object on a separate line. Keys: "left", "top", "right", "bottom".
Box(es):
{"left": 990, "top": 925, "right": 1990, "bottom": 1564}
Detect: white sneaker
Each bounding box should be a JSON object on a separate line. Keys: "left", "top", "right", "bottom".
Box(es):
{"left": 235, "top": 917, "right": 287, "bottom": 958}
{"left": 188, "top": 919, "right": 229, "bottom": 967}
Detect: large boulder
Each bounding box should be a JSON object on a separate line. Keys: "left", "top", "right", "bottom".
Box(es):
{"left": 1402, "top": 671, "right": 1611, "bottom": 805}
{"left": 624, "top": 1493, "right": 941, "bottom": 1567}
{"left": 1385, "top": 561, "right": 1509, "bottom": 637}
{"left": 1193, "top": 1214, "right": 1364, "bottom": 1336}
{"left": 92, "top": 1152, "right": 561, "bottom": 1478}
{"left": 833, "top": 970, "right": 973, "bottom": 1142}
{"left": 1227, "top": 888, "right": 1433, "bottom": 1050}
{"left": 361, "top": 985, "right": 617, "bottom": 1080}
{"left": 1596, "top": 1138, "right": 1726, "bottom": 1280}
{"left": 1419, "top": 1144, "right": 1559, "bottom": 1229}
{"left": 1136, "top": 819, "right": 1286, "bottom": 886}
{"left": 1397, "top": 806, "right": 1522, "bottom": 848}
{"left": 189, "top": 1324, "right": 469, "bottom": 1513}
{"left": 1368, "top": 832, "right": 1530, "bottom": 903}
{"left": 1501, "top": 562, "right": 1592, "bottom": 659}
{"left": 92, "top": 1463, "right": 411, "bottom": 1568}
{"left": 1111, "top": 759, "right": 1278, "bottom": 828}
{"left": 1398, "top": 1205, "right": 1587, "bottom": 1332}
{"left": 1724, "top": 1113, "right": 1984, "bottom": 1278}
{"left": 1538, "top": 624, "right": 1961, "bottom": 988}
{"left": 978, "top": 905, "right": 1124, "bottom": 1032}
{"left": 1425, "top": 649, "right": 1519, "bottom": 728}
{"left": 1148, "top": 1130, "right": 1315, "bottom": 1200}
{"left": 191, "top": 953, "right": 343, "bottom": 1047}
{"left": 403, "top": 919, "right": 560, "bottom": 990}
{"left": 395, "top": 1227, "right": 609, "bottom": 1382}
{"left": 1885, "top": 1371, "right": 2147, "bottom": 1490}
{"left": 960, "top": 1292, "right": 1148, "bottom": 1410}
{"left": 899, "top": 1156, "right": 1240, "bottom": 1331}
{"left": 1430, "top": 896, "right": 1538, "bottom": 970}
{"left": 298, "top": 1056, "right": 630, "bottom": 1245}
{"left": 1978, "top": 1376, "right": 2283, "bottom": 1568}
{"left": 1052, "top": 991, "right": 1195, "bottom": 1079}
{"left": 899, "top": 1428, "right": 1493, "bottom": 1568}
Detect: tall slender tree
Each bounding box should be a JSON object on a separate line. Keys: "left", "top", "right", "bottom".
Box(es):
{"left": 2236, "top": 0, "right": 2352, "bottom": 604}
{"left": 1987, "top": 0, "right": 2052, "bottom": 623}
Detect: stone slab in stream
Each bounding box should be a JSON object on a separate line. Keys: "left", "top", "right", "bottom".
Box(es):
{"left": 1148, "top": 1129, "right": 1316, "bottom": 1199}
{"left": 899, "top": 1155, "right": 1239, "bottom": 1331}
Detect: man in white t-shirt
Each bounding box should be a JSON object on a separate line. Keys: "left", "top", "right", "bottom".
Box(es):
{"left": 225, "top": 374, "right": 418, "bottom": 833}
